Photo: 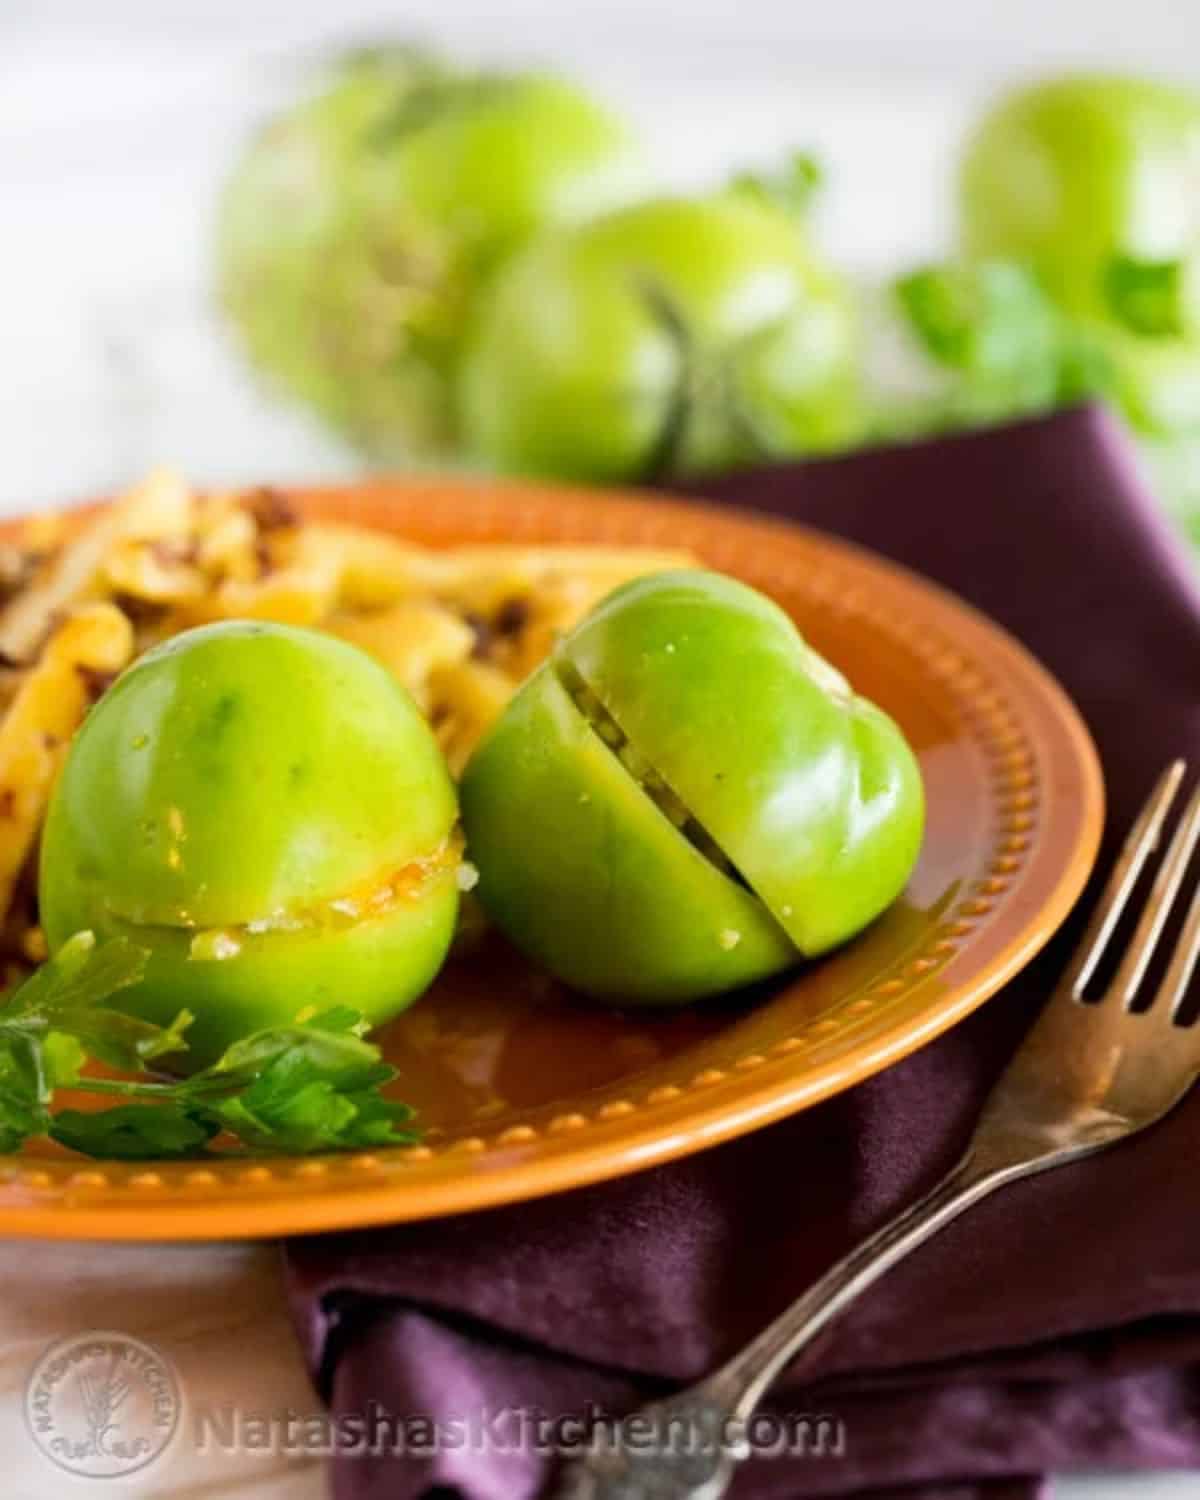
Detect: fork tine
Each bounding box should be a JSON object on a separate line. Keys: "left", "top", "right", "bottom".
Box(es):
{"left": 1061, "top": 759, "right": 1185, "bottom": 997}
{"left": 1106, "top": 780, "right": 1200, "bottom": 1008}
{"left": 1152, "top": 872, "right": 1200, "bottom": 1020}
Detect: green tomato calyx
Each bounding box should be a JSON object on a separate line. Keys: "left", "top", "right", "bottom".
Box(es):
{"left": 632, "top": 275, "right": 789, "bottom": 482}
{"left": 726, "top": 151, "right": 824, "bottom": 221}
{"left": 368, "top": 69, "right": 524, "bottom": 152}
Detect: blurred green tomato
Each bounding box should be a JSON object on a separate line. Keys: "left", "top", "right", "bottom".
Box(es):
{"left": 217, "top": 48, "right": 640, "bottom": 457}
{"left": 1097, "top": 324, "right": 1200, "bottom": 435}
{"left": 40, "top": 623, "right": 459, "bottom": 1069}
{"left": 458, "top": 194, "right": 863, "bottom": 483}
{"left": 960, "top": 75, "right": 1200, "bottom": 333}
{"left": 460, "top": 571, "right": 923, "bottom": 1003}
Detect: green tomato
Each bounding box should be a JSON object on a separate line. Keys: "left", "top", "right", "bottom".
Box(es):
{"left": 40, "top": 622, "right": 459, "bottom": 1068}
{"left": 458, "top": 194, "right": 863, "bottom": 483}
{"left": 960, "top": 75, "right": 1200, "bottom": 330}
{"left": 217, "top": 47, "right": 640, "bottom": 458}
{"left": 460, "top": 571, "right": 923, "bottom": 1003}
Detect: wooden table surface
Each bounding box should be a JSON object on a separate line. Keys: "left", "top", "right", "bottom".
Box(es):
{"left": 1, "top": 1239, "right": 323, "bottom": 1500}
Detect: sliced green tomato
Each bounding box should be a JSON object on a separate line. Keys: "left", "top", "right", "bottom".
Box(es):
{"left": 461, "top": 570, "right": 924, "bottom": 1005}
{"left": 459, "top": 666, "right": 796, "bottom": 1003}
{"left": 562, "top": 571, "right": 924, "bottom": 956}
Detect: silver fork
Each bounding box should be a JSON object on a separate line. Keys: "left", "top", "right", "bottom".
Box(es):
{"left": 555, "top": 760, "right": 1200, "bottom": 1500}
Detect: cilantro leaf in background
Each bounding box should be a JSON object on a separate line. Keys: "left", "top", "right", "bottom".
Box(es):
{"left": 727, "top": 151, "right": 823, "bottom": 220}
{"left": 890, "top": 260, "right": 1114, "bottom": 427}
{"left": 1105, "top": 256, "right": 1192, "bottom": 339}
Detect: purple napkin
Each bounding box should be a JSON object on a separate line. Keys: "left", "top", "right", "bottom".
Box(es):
{"left": 285, "top": 404, "right": 1200, "bottom": 1500}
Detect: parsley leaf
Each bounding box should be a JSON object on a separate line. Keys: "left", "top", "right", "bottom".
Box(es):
{"left": 52, "top": 1103, "right": 220, "bottom": 1160}
{"left": 0, "top": 933, "right": 421, "bottom": 1160}
{"left": 3, "top": 931, "right": 145, "bottom": 1024}
{"left": 0, "top": 931, "right": 187, "bottom": 1070}
{"left": 184, "top": 1009, "right": 417, "bottom": 1154}
{"left": 0, "top": 1033, "right": 54, "bottom": 1153}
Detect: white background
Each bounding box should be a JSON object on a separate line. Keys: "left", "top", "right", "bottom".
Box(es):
{"left": 4, "top": 0, "right": 1200, "bottom": 514}
{"left": 3, "top": 4, "right": 1200, "bottom": 1497}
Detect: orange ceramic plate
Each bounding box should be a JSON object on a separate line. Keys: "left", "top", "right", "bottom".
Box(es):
{"left": 0, "top": 478, "right": 1103, "bottom": 1239}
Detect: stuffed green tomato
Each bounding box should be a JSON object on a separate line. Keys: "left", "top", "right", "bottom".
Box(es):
{"left": 39, "top": 622, "right": 460, "bottom": 1070}
{"left": 460, "top": 571, "right": 924, "bottom": 1001}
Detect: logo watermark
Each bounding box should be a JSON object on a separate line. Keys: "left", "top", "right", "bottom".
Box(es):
{"left": 24, "top": 1329, "right": 845, "bottom": 1477}
{"left": 25, "top": 1332, "right": 181, "bottom": 1478}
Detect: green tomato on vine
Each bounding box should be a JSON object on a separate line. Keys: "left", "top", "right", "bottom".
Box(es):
{"left": 458, "top": 187, "right": 865, "bottom": 484}
{"left": 217, "top": 47, "right": 642, "bottom": 459}
{"left": 960, "top": 74, "right": 1200, "bottom": 441}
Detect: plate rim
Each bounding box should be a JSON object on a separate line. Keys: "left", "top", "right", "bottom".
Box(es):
{"left": 0, "top": 475, "right": 1104, "bottom": 1239}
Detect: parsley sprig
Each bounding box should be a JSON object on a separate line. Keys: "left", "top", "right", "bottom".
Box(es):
{"left": 0, "top": 932, "right": 419, "bottom": 1160}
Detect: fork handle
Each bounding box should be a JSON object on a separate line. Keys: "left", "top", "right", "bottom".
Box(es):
{"left": 554, "top": 1150, "right": 1011, "bottom": 1500}
{"left": 709, "top": 1149, "right": 1007, "bottom": 1414}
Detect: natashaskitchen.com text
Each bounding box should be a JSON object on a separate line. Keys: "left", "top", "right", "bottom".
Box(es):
{"left": 193, "top": 1401, "right": 847, "bottom": 1460}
